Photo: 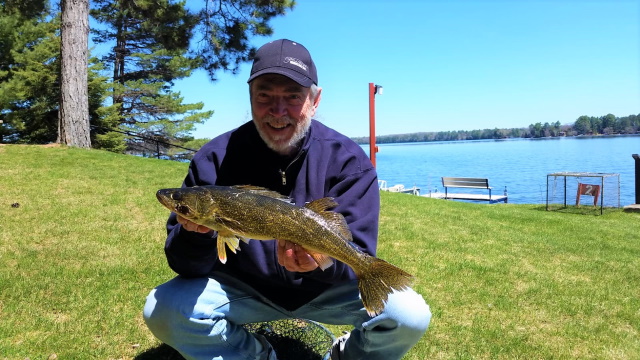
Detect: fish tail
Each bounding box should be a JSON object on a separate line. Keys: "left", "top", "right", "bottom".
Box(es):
{"left": 357, "top": 258, "right": 414, "bottom": 317}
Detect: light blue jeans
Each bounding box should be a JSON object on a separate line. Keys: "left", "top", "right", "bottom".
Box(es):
{"left": 143, "top": 273, "right": 431, "bottom": 360}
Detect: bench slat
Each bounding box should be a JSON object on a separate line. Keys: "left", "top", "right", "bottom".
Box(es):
{"left": 442, "top": 177, "right": 490, "bottom": 189}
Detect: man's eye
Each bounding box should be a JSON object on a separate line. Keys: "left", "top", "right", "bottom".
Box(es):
{"left": 286, "top": 95, "right": 303, "bottom": 105}
{"left": 256, "top": 93, "right": 271, "bottom": 102}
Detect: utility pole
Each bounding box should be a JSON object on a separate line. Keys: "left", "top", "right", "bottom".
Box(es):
{"left": 368, "top": 83, "right": 383, "bottom": 167}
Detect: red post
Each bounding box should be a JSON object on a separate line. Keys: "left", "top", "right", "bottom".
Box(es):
{"left": 634, "top": 154, "right": 640, "bottom": 204}
{"left": 368, "top": 83, "right": 378, "bottom": 167}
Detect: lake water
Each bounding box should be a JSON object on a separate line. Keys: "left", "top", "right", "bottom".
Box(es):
{"left": 369, "top": 135, "right": 640, "bottom": 206}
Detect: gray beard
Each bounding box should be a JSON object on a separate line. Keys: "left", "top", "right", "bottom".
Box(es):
{"left": 254, "top": 115, "right": 312, "bottom": 156}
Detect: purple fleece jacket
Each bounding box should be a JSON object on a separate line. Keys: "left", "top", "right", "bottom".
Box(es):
{"left": 163, "top": 119, "right": 380, "bottom": 310}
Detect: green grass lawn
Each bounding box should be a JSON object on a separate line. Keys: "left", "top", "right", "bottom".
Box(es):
{"left": 1, "top": 144, "right": 639, "bottom": 359}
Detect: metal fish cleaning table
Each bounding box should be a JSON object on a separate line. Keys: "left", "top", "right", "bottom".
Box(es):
{"left": 546, "top": 172, "right": 620, "bottom": 215}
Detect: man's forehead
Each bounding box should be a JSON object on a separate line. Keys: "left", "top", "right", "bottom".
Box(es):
{"left": 252, "top": 74, "right": 307, "bottom": 92}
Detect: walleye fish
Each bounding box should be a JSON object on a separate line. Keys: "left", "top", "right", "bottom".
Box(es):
{"left": 156, "top": 185, "right": 413, "bottom": 316}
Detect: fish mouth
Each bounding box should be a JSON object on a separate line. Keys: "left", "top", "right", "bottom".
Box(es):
{"left": 156, "top": 189, "right": 193, "bottom": 218}
{"left": 156, "top": 189, "right": 173, "bottom": 208}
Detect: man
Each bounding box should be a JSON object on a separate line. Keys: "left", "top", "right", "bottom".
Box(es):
{"left": 143, "top": 39, "right": 431, "bottom": 360}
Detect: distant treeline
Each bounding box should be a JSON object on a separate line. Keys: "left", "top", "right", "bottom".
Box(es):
{"left": 352, "top": 113, "right": 640, "bottom": 144}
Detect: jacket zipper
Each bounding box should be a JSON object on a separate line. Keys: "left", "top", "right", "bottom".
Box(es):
{"left": 278, "top": 149, "right": 305, "bottom": 186}
{"left": 275, "top": 149, "right": 305, "bottom": 279}
{"left": 279, "top": 169, "right": 287, "bottom": 185}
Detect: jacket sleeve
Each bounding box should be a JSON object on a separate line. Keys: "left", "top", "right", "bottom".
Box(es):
{"left": 163, "top": 153, "right": 221, "bottom": 277}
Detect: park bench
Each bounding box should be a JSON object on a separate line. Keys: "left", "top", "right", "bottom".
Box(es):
{"left": 441, "top": 177, "right": 507, "bottom": 203}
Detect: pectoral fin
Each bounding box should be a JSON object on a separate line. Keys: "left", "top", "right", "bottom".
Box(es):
{"left": 217, "top": 231, "right": 242, "bottom": 264}
{"left": 308, "top": 252, "right": 334, "bottom": 271}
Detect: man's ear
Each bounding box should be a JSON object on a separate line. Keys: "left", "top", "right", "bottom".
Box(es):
{"left": 313, "top": 87, "right": 322, "bottom": 110}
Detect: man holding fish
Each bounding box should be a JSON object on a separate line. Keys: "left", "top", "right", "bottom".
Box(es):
{"left": 143, "top": 39, "right": 431, "bottom": 360}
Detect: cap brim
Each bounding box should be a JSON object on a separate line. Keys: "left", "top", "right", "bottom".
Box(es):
{"left": 248, "top": 68, "right": 315, "bottom": 87}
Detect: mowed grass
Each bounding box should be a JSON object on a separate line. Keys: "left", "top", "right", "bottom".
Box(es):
{"left": 1, "top": 144, "right": 639, "bottom": 359}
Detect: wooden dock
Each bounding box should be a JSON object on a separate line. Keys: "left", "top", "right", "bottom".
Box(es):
{"left": 423, "top": 192, "right": 508, "bottom": 203}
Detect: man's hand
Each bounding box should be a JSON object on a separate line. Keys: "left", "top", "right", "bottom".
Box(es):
{"left": 277, "top": 240, "right": 319, "bottom": 272}
{"left": 177, "top": 215, "right": 213, "bottom": 234}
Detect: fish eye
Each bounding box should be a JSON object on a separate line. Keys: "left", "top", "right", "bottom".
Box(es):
{"left": 171, "top": 193, "right": 182, "bottom": 201}
{"left": 176, "top": 205, "right": 191, "bottom": 215}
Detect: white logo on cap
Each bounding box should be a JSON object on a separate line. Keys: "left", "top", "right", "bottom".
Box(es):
{"left": 284, "top": 57, "right": 308, "bottom": 72}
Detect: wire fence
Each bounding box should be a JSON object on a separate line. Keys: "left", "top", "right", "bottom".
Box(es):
{"left": 92, "top": 125, "right": 197, "bottom": 162}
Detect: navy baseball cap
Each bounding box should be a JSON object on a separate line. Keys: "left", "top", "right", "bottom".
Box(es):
{"left": 248, "top": 39, "right": 318, "bottom": 87}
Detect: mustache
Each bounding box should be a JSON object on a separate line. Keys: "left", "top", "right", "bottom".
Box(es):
{"left": 262, "top": 115, "right": 294, "bottom": 125}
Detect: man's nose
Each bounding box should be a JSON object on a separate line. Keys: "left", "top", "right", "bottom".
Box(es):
{"left": 269, "top": 97, "right": 288, "bottom": 117}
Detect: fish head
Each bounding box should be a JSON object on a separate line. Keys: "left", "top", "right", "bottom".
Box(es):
{"left": 156, "top": 187, "right": 219, "bottom": 225}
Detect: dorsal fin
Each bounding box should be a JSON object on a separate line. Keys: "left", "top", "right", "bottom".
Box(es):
{"left": 305, "top": 198, "right": 353, "bottom": 241}
{"left": 305, "top": 197, "right": 338, "bottom": 212}
{"left": 231, "top": 185, "right": 290, "bottom": 201}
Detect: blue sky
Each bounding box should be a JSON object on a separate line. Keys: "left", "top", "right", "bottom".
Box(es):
{"left": 175, "top": 0, "right": 640, "bottom": 139}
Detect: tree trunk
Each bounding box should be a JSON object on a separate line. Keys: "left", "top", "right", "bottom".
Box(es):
{"left": 58, "top": 0, "right": 91, "bottom": 148}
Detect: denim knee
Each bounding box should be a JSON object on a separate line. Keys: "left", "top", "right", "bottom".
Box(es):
{"left": 142, "top": 278, "right": 202, "bottom": 345}
{"left": 380, "top": 289, "right": 432, "bottom": 338}
{"left": 143, "top": 287, "right": 172, "bottom": 343}
{"left": 405, "top": 297, "right": 432, "bottom": 338}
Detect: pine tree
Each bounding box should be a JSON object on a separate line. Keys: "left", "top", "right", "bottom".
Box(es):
{"left": 193, "top": 0, "right": 295, "bottom": 79}
{"left": 0, "top": 5, "right": 60, "bottom": 143}
{"left": 0, "top": 4, "right": 109, "bottom": 145}
{"left": 91, "top": 0, "right": 212, "bottom": 155}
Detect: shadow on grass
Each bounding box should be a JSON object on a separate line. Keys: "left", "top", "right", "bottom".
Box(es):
{"left": 135, "top": 344, "right": 185, "bottom": 360}
{"left": 532, "top": 204, "right": 618, "bottom": 215}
